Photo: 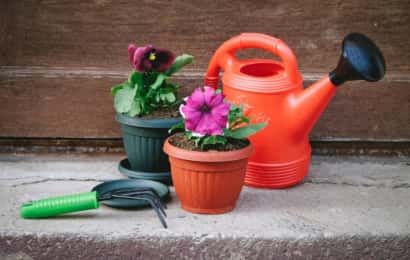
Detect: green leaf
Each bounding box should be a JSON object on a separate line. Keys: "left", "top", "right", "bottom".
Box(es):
{"left": 169, "top": 122, "right": 185, "bottom": 133}
{"left": 185, "top": 131, "right": 193, "bottom": 139}
{"left": 158, "top": 88, "right": 176, "bottom": 104}
{"left": 194, "top": 138, "right": 201, "bottom": 147}
{"left": 143, "top": 72, "right": 159, "bottom": 86}
{"left": 185, "top": 132, "right": 202, "bottom": 148}
{"left": 145, "top": 85, "right": 158, "bottom": 101}
{"left": 165, "top": 54, "right": 194, "bottom": 76}
{"left": 127, "top": 99, "right": 142, "bottom": 117}
{"left": 228, "top": 104, "right": 243, "bottom": 123}
{"left": 167, "top": 82, "right": 180, "bottom": 89}
{"left": 111, "top": 83, "right": 125, "bottom": 96}
{"left": 141, "top": 101, "right": 152, "bottom": 115}
{"left": 150, "top": 73, "right": 168, "bottom": 90}
{"left": 164, "top": 92, "right": 176, "bottom": 103}
{"left": 200, "top": 135, "right": 227, "bottom": 149}
{"left": 128, "top": 71, "right": 143, "bottom": 87}
{"left": 155, "top": 92, "right": 161, "bottom": 103}
{"left": 224, "top": 123, "right": 267, "bottom": 139}
{"left": 230, "top": 116, "right": 250, "bottom": 128}
{"left": 114, "top": 85, "right": 137, "bottom": 113}
{"left": 215, "top": 88, "right": 222, "bottom": 94}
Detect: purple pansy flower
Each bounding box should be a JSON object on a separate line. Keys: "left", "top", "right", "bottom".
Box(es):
{"left": 180, "top": 87, "right": 230, "bottom": 136}
{"left": 128, "top": 44, "right": 175, "bottom": 73}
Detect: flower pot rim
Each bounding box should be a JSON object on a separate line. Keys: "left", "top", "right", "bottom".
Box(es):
{"left": 163, "top": 136, "right": 253, "bottom": 162}
{"left": 118, "top": 158, "right": 172, "bottom": 185}
{"left": 116, "top": 113, "right": 182, "bottom": 128}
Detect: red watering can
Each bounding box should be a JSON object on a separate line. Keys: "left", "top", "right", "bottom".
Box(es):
{"left": 205, "top": 33, "right": 385, "bottom": 189}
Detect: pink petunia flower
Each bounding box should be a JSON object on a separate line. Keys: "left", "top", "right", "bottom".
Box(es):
{"left": 128, "top": 44, "right": 175, "bottom": 73}
{"left": 180, "top": 87, "right": 230, "bottom": 136}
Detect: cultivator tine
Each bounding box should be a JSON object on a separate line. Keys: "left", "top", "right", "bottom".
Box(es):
{"left": 114, "top": 190, "right": 167, "bottom": 213}
{"left": 112, "top": 188, "right": 167, "bottom": 209}
{"left": 112, "top": 187, "right": 161, "bottom": 200}
{"left": 97, "top": 186, "right": 168, "bottom": 228}
{"left": 130, "top": 192, "right": 167, "bottom": 217}
{"left": 112, "top": 194, "right": 167, "bottom": 228}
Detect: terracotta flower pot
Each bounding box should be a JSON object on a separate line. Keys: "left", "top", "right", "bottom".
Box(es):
{"left": 163, "top": 136, "right": 253, "bottom": 214}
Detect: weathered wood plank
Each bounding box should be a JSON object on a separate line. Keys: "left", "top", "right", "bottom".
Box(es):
{"left": 0, "top": 0, "right": 408, "bottom": 71}
{"left": 0, "top": 74, "right": 197, "bottom": 138}
{"left": 0, "top": 73, "right": 408, "bottom": 140}
{"left": 311, "top": 79, "right": 410, "bottom": 141}
{"left": 0, "top": 0, "right": 409, "bottom": 141}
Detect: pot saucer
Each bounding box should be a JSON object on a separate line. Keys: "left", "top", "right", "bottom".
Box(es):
{"left": 118, "top": 158, "right": 172, "bottom": 185}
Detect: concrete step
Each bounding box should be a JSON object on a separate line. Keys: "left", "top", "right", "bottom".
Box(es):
{"left": 0, "top": 153, "right": 409, "bottom": 259}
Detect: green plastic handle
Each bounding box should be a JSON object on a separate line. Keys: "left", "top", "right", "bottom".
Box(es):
{"left": 20, "top": 191, "right": 99, "bottom": 219}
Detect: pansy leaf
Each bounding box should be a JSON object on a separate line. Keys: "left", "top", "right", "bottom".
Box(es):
{"left": 164, "top": 92, "right": 176, "bottom": 103}
{"left": 224, "top": 123, "right": 267, "bottom": 139}
{"left": 154, "top": 92, "right": 161, "bottom": 103}
{"left": 145, "top": 86, "right": 159, "bottom": 101}
{"left": 165, "top": 54, "right": 194, "bottom": 76}
{"left": 150, "top": 73, "right": 168, "bottom": 90}
{"left": 127, "top": 99, "right": 142, "bottom": 117}
{"left": 141, "top": 101, "right": 152, "bottom": 114}
{"left": 167, "top": 82, "right": 180, "bottom": 89}
{"left": 159, "top": 88, "right": 175, "bottom": 103}
{"left": 128, "top": 71, "right": 143, "bottom": 87}
{"left": 114, "top": 85, "right": 137, "bottom": 113}
{"left": 111, "top": 82, "right": 126, "bottom": 96}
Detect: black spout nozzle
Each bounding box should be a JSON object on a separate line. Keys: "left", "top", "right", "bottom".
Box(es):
{"left": 329, "top": 33, "right": 386, "bottom": 86}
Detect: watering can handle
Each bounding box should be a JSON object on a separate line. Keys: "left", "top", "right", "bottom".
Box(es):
{"left": 205, "top": 33, "right": 300, "bottom": 88}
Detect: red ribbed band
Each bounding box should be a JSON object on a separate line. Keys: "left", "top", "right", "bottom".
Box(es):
{"left": 245, "top": 154, "right": 311, "bottom": 189}
{"left": 226, "top": 73, "right": 300, "bottom": 93}
{"left": 204, "top": 76, "right": 219, "bottom": 89}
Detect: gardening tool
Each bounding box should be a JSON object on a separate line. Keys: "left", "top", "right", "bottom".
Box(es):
{"left": 205, "top": 32, "right": 385, "bottom": 188}
{"left": 20, "top": 179, "right": 169, "bottom": 228}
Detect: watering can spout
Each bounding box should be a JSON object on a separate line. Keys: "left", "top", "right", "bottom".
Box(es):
{"left": 289, "top": 76, "right": 336, "bottom": 138}
{"left": 291, "top": 32, "right": 386, "bottom": 137}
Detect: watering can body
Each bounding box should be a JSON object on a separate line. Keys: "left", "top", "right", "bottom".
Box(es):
{"left": 205, "top": 33, "right": 385, "bottom": 188}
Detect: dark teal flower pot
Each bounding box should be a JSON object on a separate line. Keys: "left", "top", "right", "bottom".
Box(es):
{"left": 116, "top": 113, "right": 182, "bottom": 172}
